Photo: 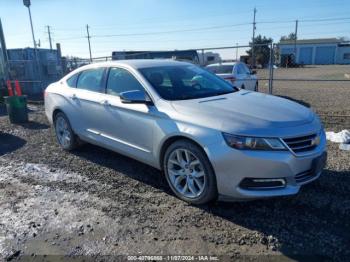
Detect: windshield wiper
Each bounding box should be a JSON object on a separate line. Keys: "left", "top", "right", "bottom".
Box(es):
{"left": 214, "top": 90, "right": 235, "bottom": 96}
{"left": 174, "top": 90, "right": 235, "bottom": 100}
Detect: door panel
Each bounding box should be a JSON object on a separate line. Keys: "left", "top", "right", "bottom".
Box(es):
{"left": 73, "top": 67, "right": 106, "bottom": 139}
{"left": 100, "top": 95, "right": 155, "bottom": 153}
{"left": 76, "top": 90, "right": 112, "bottom": 139}
{"left": 95, "top": 67, "right": 156, "bottom": 161}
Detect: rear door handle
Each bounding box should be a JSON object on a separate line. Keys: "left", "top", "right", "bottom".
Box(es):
{"left": 100, "top": 100, "right": 110, "bottom": 106}
{"left": 70, "top": 94, "right": 78, "bottom": 100}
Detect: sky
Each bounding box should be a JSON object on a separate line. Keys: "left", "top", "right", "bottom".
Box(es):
{"left": 1, "top": 0, "right": 350, "bottom": 59}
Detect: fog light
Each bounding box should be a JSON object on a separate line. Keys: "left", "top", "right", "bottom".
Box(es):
{"left": 239, "top": 178, "right": 286, "bottom": 190}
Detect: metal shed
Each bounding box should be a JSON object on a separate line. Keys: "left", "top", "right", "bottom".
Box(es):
{"left": 278, "top": 38, "right": 350, "bottom": 65}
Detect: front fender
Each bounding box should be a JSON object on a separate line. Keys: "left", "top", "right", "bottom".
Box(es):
{"left": 153, "top": 119, "right": 223, "bottom": 169}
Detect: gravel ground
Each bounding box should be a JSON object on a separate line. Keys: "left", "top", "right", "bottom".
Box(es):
{"left": 0, "top": 103, "right": 349, "bottom": 261}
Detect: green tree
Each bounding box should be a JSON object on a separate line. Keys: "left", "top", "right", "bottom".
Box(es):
{"left": 280, "top": 32, "right": 297, "bottom": 41}
{"left": 339, "top": 36, "right": 350, "bottom": 41}
{"left": 246, "top": 35, "right": 273, "bottom": 67}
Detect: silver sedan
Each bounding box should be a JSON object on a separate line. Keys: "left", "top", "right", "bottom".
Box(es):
{"left": 45, "top": 60, "right": 327, "bottom": 204}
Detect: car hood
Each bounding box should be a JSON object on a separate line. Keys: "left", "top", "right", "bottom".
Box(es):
{"left": 170, "top": 90, "right": 317, "bottom": 137}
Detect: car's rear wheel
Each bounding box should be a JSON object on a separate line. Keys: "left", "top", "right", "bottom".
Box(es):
{"left": 164, "top": 140, "right": 217, "bottom": 204}
{"left": 54, "top": 112, "right": 78, "bottom": 151}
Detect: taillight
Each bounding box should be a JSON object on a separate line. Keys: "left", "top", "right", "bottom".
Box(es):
{"left": 224, "top": 76, "right": 236, "bottom": 85}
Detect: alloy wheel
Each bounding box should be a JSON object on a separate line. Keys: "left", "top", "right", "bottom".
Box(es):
{"left": 55, "top": 116, "right": 72, "bottom": 148}
{"left": 167, "top": 148, "right": 206, "bottom": 198}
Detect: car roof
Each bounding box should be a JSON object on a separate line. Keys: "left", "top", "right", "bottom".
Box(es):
{"left": 63, "top": 59, "right": 196, "bottom": 80}
{"left": 80, "top": 59, "right": 191, "bottom": 70}
{"left": 206, "top": 62, "right": 238, "bottom": 67}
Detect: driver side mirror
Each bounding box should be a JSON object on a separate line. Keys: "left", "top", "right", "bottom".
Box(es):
{"left": 120, "top": 90, "right": 153, "bottom": 105}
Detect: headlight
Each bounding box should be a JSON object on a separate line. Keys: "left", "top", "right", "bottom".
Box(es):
{"left": 222, "top": 133, "right": 287, "bottom": 151}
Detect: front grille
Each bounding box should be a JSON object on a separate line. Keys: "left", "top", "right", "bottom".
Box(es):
{"left": 283, "top": 134, "right": 318, "bottom": 154}
{"left": 295, "top": 170, "right": 315, "bottom": 184}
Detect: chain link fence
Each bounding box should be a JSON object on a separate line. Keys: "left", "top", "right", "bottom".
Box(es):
{"left": 22, "top": 44, "right": 349, "bottom": 127}
{"left": 271, "top": 42, "right": 350, "bottom": 128}
{"left": 192, "top": 44, "right": 350, "bottom": 128}
{"left": 5, "top": 49, "right": 63, "bottom": 100}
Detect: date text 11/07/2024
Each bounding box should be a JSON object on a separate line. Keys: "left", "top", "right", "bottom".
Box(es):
{"left": 127, "top": 255, "right": 219, "bottom": 261}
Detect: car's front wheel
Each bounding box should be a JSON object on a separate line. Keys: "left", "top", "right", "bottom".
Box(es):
{"left": 164, "top": 140, "right": 217, "bottom": 204}
{"left": 54, "top": 112, "right": 78, "bottom": 151}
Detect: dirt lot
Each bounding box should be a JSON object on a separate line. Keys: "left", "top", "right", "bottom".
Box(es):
{"left": 0, "top": 97, "right": 349, "bottom": 261}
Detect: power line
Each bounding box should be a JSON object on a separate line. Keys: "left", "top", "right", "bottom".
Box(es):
{"left": 258, "top": 20, "right": 350, "bottom": 30}
{"left": 91, "top": 22, "right": 252, "bottom": 38}
{"left": 55, "top": 35, "right": 85, "bottom": 41}
{"left": 258, "top": 16, "right": 350, "bottom": 24}
{"left": 50, "top": 11, "right": 349, "bottom": 31}
{"left": 300, "top": 17, "right": 350, "bottom": 22}
{"left": 258, "top": 20, "right": 295, "bottom": 24}
{"left": 11, "top": 14, "right": 350, "bottom": 59}
{"left": 90, "top": 10, "right": 254, "bottom": 29}
{"left": 53, "top": 23, "right": 252, "bottom": 41}
{"left": 54, "top": 26, "right": 248, "bottom": 42}
{"left": 55, "top": 17, "right": 350, "bottom": 42}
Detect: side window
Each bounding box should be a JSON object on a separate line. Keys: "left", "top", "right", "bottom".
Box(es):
{"left": 76, "top": 68, "right": 105, "bottom": 92}
{"left": 106, "top": 67, "right": 144, "bottom": 96}
{"left": 66, "top": 73, "right": 79, "bottom": 88}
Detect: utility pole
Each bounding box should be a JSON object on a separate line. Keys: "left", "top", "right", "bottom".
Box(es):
{"left": 23, "top": 0, "right": 41, "bottom": 84}
{"left": 294, "top": 20, "right": 298, "bottom": 63}
{"left": 24, "top": 0, "right": 37, "bottom": 50}
{"left": 268, "top": 42, "right": 274, "bottom": 94}
{"left": 86, "top": 24, "right": 92, "bottom": 62}
{"left": 235, "top": 43, "right": 238, "bottom": 61}
{"left": 47, "top": 25, "right": 52, "bottom": 50}
{"left": 251, "top": 7, "right": 257, "bottom": 68}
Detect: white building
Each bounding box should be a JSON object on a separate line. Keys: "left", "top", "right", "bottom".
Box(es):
{"left": 278, "top": 38, "right": 350, "bottom": 65}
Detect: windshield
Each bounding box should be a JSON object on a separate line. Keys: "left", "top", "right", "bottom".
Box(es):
{"left": 206, "top": 65, "right": 234, "bottom": 74}
{"left": 139, "top": 65, "right": 237, "bottom": 101}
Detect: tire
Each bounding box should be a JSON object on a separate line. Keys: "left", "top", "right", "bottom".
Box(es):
{"left": 255, "top": 82, "right": 259, "bottom": 92}
{"left": 163, "top": 140, "right": 217, "bottom": 204}
{"left": 54, "top": 112, "right": 79, "bottom": 151}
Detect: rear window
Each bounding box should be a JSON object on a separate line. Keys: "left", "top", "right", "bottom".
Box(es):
{"left": 66, "top": 73, "right": 79, "bottom": 88}
{"left": 76, "top": 68, "right": 105, "bottom": 93}
{"left": 206, "top": 65, "right": 233, "bottom": 74}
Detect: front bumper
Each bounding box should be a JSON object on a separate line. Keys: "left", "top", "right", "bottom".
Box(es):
{"left": 206, "top": 131, "right": 327, "bottom": 201}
